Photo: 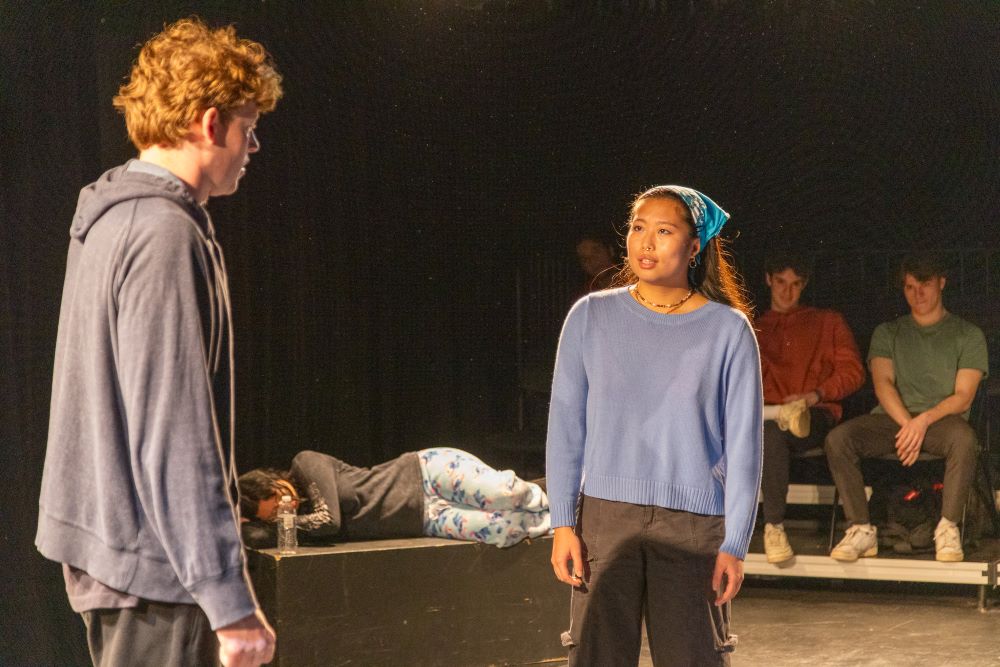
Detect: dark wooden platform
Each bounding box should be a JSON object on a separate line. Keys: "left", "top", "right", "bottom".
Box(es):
{"left": 247, "top": 536, "right": 568, "bottom": 666}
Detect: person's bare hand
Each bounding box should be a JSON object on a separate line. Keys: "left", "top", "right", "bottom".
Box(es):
{"left": 895, "top": 414, "right": 929, "bottom": 466}
{"left": 551, "top": 526, "right": 586, "bottom": 586}
{"left": 217, "top": 609, "right": 275, "bottom": 667}
{"left": 712, "top": 552, "right": 744, "bottom": 606}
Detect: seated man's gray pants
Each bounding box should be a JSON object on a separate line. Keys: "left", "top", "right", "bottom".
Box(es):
{"left": 824, "top": 413, "right": 978, "bottom": 524}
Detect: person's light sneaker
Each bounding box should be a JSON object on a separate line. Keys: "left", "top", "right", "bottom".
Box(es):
{"left": 777, "top": 399, "right": 811, "bottom": 438}
{"left": 830, "top": 524, "right": 878, "bottom": 561}
{"left": 934, "top": 520, "right": 964, "bottom": 562}
{"left": 764, "top": 523, "right": 794, "bottom": 564}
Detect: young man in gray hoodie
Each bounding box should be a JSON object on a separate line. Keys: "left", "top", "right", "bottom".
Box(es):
{"left": 36, "top": 18, "right": 283, "bottom": 667}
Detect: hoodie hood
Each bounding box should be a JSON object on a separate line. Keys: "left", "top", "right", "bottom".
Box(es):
{"left": 72, "top": 160, "right": 206, "bottom": 241}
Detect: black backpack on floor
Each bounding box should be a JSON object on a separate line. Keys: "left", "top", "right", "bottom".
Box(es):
{"left": 877, "top": 481, "right": 942, "bottom": 553}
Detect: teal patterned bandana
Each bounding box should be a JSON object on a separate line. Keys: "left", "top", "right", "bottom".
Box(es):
{"left": 656, "top": 185, "right": 730, "bottom": 257}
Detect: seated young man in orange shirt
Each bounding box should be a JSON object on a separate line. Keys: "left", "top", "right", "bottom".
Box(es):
{"left": 756, "top": 252, "right": 865, "bottom": 563}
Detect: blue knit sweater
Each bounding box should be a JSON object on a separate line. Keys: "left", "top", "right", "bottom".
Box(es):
{"left": 545, "top": 288, "right": 763, "bottom": 558}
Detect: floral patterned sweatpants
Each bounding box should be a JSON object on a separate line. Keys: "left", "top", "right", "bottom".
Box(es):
{"left": 418, "top": 448, "right": 551, "bottom": 548}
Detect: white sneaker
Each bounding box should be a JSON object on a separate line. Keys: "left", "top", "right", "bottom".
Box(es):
{"left": 764, "top": 523, "right": 794, "bottom": 563}
{"left": 830, "top": 524, "right": 878, "bottom": 561}
{"left": 934, "top": 520, "right": 963, "bottom": 562}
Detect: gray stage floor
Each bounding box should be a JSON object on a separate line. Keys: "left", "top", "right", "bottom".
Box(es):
{"left": 726, "top": 582, "right": 1000, "bottom": 667}
{"left": 551, "top": 580, "right": 1000, "bottom": 667}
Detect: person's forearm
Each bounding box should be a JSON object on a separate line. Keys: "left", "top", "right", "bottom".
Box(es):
{"left": 818, "top": 317, "right": 865, "bottom": 401}
{"left": 721, "top": 328, "right": 763, "bottom": 559}
{"left": 117, "top": 221, "right": 255, "bottom": 629}
{"left": 290, "top": 451, "right": 342, "bottom": 536}
{"left": 545, "top": 302, "right": 589, "bottom": 529}
{"left": 873, "top": 380, "right": 912, "bottom": 427}
{"left": 817, "top": 367, "right": 864, "bottom": 403}
{"left": 545, "top": 429, "right": 584, "bottom": 529}
{"left": 919, "top": 393, "right": 974, "bottom": 426}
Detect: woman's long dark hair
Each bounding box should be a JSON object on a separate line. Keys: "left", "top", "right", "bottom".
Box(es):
{"left": 612, "top": 188, "right": 753, "bottom": 321}
{"left": 238, "top": 467, "right": 295, "bottom": 518}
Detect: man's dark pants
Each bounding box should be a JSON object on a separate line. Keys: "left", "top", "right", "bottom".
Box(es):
{"left": 761, "top": 408, "right": 836, "bottom": 525}
{"left": 82, "top": 601, "right": 219, "bottom": 667}
{"left": 824, "top": 413, "right": 978, "bottom": 524}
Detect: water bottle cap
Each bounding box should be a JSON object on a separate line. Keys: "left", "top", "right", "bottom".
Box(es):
{"left": 281, "top": 495, "right": 292, "bottom": 502}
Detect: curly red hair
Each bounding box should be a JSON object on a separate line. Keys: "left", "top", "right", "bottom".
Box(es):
{"left": 113, "top": 17, "right": 283, "bottom": 149}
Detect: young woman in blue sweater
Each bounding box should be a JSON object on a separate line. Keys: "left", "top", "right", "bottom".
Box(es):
{"left": 546, "top": 185, "right": 762, "bottom": 665}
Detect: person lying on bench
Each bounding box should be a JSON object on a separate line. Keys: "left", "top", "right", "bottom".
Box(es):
{"left": 825, "top": 252, "right": 987, "bottom": 563}
{"left": 755, "top": 251, "right": 865, "bottom": 563}
{"left": 239, "top": 447, "right": 551, "bottom": 549}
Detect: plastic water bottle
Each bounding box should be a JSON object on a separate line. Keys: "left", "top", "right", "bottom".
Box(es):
{"left": 277, "top": 495, "right": 297, "bottom": 554}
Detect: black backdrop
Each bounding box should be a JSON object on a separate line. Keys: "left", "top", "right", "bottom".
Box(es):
{"left": 3, "top": 2, "right": 998, "bottom": 664}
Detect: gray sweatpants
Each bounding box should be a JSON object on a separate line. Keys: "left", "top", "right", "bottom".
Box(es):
{"left": 562, "top": 495, "right": 736, "bottom": 666}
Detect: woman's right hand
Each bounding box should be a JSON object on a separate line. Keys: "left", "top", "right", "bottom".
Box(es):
{"left": 550, "top": 526, "right": 585, "bottom": 586}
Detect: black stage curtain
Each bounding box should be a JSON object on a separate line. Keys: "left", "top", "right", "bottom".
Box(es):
{"left": 3, "top": 2, "right": 998, "bottom": 663}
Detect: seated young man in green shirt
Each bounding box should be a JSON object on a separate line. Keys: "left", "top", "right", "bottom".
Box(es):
{"left": 825, "top": 252, "right": 988, "bottom": 563}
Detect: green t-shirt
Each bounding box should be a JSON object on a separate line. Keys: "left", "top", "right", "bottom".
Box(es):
{"left": 868, "top": 313, "right": 988, "bottom": 417}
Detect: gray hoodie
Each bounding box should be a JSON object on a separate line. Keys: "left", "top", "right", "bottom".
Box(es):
{"left": 35, "top": 161, "right": 256, "bottom": 629}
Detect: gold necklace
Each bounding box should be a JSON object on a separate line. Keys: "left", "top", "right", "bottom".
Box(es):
{"left": 631, "top": 285, "right": 694, "bottom": 311}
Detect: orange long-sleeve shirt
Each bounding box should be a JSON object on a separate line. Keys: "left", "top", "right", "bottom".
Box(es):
{"left": 755, "top": 307, "right": 865, "bottom": 422}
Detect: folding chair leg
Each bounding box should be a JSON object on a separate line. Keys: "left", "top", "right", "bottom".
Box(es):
{"left": 977, "top": 456, "right": 1000, "bottom": 537}
{"left": 960, "top": 493, "right": 967, "bottom": 544}
{"left": 828, "top": 488, "right": 839, "bottom": 553}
